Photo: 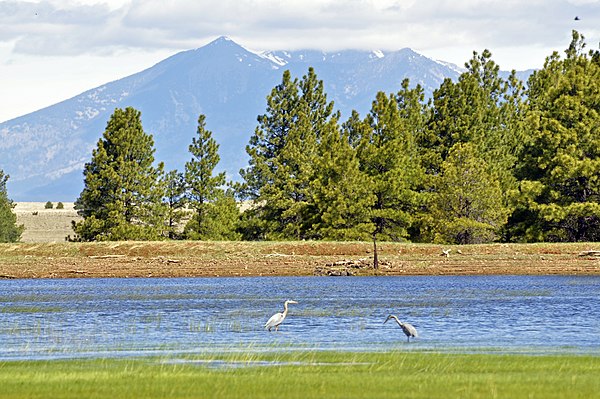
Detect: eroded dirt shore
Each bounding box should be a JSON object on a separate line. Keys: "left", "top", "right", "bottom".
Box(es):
{"left": 1, "top": 241, "right": 599, "bottom": 279}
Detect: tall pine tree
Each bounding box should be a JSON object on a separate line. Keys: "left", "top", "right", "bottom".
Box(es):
{"left": 73, "top": 107, "right": 166, "bottom": 241}
{"left": 309, "top": 118, "right": 374, "bottom": 240}
{"left": 184, "top": 114, "right": 239, "bottom": 240}
{"left": 239, "top": 68, "right": 336, "bottom": 240}
{"left": 510, "top": 31, "right": 600, "bottom": 241}
{"left": 347, "top": 91, "right": 424, "bottom": 267}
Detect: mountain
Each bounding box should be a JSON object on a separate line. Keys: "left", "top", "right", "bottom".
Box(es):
{"left": 1, "top": 36, "right": 471, "bottom": 201}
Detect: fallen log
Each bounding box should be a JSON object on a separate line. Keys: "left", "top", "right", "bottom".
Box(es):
{"left": 578, "top": 250, "right": 600, "bottom": 257}
{"left": 88, "top": 254, "right": 127, "bottom": 259}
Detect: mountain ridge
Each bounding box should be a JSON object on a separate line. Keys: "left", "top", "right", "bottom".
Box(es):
{"left": 0, "top": 37, "right": 517, "bottom": 201}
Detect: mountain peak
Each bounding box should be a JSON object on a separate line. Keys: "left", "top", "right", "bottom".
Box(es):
{"left": 208, "top": 35, "right": 234, "bottom": 44}
{"left": 204, "top": 35, "right": 244, "bottom": 50}
{"left": 0, "top": 41, "right": 473, "bottom": 200}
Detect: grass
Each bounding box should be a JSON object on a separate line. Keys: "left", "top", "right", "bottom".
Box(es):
{"left": 0, "top": 351, "right": 599, "bottom": 398}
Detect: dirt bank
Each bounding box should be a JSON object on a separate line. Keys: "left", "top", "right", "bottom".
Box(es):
{"left": 1, "top": 241, "right": 599, "bottom": 279}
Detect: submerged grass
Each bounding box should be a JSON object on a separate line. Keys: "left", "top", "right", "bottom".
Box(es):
{"left": 0, "top": 351, "right": 599, "bottom": 398}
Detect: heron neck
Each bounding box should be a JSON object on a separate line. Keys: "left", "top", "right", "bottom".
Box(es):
{"left": 283, "top": 302, "right": 289, "bottom": 316}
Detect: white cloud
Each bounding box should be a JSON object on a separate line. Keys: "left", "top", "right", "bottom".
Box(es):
{"left": 1, "top": 0, "right": 599, "bottom": 121}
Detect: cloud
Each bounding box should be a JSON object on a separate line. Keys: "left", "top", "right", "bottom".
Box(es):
{"left": 1, "top": 0, "right": 599, "bottom": 66}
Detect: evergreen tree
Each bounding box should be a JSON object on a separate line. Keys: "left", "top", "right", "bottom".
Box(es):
{"left": 163, "top": 170, "right": 187, "bottom": 239}
{"left": 73, "top": 107, "right": 166, "bottom": 241}
{"left": 430, "top": 143, "right": 509, "bottom": 244}
{"left": 348, "top": 92, "right": 425, "bottom": 267}
{"left": 0, "top": 170, "right": 24, "bottom": 243}
{"left": 184, "top": 115, "right": 226, "bottom": 237}
{"left": 239, "top": 70, "right": 299, "bottom": 201}
{"left": 423, "top": 50, "right": 523, "bottom": 193}
{"left": 395, "top": 79, "right": 433, "bottom": 242}
{"left": 184, "top": 189, "right": 241, "bottom": 240}
{"left": 309, "top": 118, "right": 374, "bottom": 240}
{"left": 239, "top": 68, "right": 336, "bottom": 240}
{"left": 509, "top": 31, "right": 600, "bottom": 241}
{"left": 184, "top": 114, "right": 240, "bottom": 240}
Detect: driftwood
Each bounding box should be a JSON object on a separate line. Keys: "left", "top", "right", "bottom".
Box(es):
{"left": 314, "top": 258, "right": 390, "bottom": 276}
{"left": 578, "top": 250, "right": 600, "bottom": 257}
{"left": 88, "top": 254, "right": 126, "bottom": 259}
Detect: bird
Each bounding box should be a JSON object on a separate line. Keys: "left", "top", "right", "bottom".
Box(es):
{"left": 574, "top": 16, "right": 580, "bottom": 21}
{"left": 264, "top": 300, "right": 298, "bottom": 331}
{"left": 384, "top": 315, "right": 418, "bottom": 342}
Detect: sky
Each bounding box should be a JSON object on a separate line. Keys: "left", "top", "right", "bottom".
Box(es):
{"left": 1, "top": 0, "right": 599, "bottom": 123}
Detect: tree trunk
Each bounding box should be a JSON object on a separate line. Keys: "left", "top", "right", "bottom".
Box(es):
{"left": 373, "top": 233, "right": 379, "bottom": 269}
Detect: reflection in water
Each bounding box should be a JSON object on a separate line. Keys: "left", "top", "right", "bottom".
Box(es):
{"left": 1, "top": 275, "right": 599, "bottom": 360}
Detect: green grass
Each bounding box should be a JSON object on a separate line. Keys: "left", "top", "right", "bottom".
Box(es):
{"left": 1, "top": 351, "right": 599, "bottom": 398}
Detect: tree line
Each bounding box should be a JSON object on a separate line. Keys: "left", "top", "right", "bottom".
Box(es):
{"left": 1, "top": 31, "right": 598, "bottom": 245}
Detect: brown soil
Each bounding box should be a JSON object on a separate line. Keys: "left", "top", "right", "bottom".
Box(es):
{"left": 1, "top": 241, "right": 599, "bottom": 279}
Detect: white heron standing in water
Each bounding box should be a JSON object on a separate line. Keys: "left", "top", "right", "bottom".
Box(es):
{"left": 264, "top": 300, "right": 298, "bottom": 331}
{"left": 384, "top": 315, "right": 418, "bottom": 342}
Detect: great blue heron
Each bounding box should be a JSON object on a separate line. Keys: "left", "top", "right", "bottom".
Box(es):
{"left": 264, "top": 300, "right": 298, "bottom": 331}
{"left": 384, "top": 315, "right": 418, "bottom": 342}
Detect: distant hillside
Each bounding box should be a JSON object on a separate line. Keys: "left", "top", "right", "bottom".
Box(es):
{"left": 0, "top": 36, "right": 529, "bottom": 201}
{"left": 14, "top": 202, "right": 80, "bottom": 242}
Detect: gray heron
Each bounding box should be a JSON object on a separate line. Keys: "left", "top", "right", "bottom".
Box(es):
{"left": 384, "top": 315, "right": 418, "bottom": 342}
{"left": 264, "top": 300, "right": 298, "bottom": 331}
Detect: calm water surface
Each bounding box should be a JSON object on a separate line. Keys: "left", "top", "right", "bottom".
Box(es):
{"left": 1, "top": 276, "right": 599, "bottom": 360}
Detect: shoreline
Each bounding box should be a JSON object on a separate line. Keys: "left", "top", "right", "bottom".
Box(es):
{"left": 1, "top": 241, "right": 599, "bottom": 279}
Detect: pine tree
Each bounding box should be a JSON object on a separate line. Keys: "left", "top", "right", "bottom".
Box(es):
{"left": 73, "top": 107, "right": 166, "bottom": 241}
{"left": 184, "top": 115, "right": 226, "bottom": 237}
{"left": 423, "top": 50, "right": 523, "bottom": 192}
{"left": 309, "top": 118, "right": 374, "bottom": 240}
{"left": 184, "top": 114, "right": 240, "bottom": 240}
{"left": 184, "top": 189, "right": 241, "bottom": 240}
{"left": 239, "top": 70, "right": 299, "bottom": 201}
{"left": 430, "top": 143, "right": 509, "bottom": 244}
{"left": 163, "top": 170, "right": 187, "bottom": 239}
{"left": 348, "top": 91, "right": 425, "bottom": 267}
{"left": 0, "top": 170, "right": 24, "bottom": 243}
{"left": 395, "top": 80, "right": 432, "bottom": 242}
{"left": 510, "top": 31, "right": 600, "bottom": 241}
{"left": 239, "top": 68, "right": 336, "bottom": 240}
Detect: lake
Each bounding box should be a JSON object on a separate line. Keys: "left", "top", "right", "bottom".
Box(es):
{"left": 1, "top": 275, "right": 599, "bottom": 360}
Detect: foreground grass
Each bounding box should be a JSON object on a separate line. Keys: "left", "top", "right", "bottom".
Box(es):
{"left": 1, "top": 351, "right": 599, "bottom": 398}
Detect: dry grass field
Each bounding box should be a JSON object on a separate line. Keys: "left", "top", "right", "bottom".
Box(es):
{"left": 14, "top": 202, "right": 82, "bottom": 242}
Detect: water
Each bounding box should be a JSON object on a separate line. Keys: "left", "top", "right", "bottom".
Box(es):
{"left": 1, "top": 276, "right": 599, "bottom": 360}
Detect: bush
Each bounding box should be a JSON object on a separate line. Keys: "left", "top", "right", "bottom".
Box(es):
{"left": 45, "top": 201, "right": 54, "bottom": 209}
{"left": 56, "top": 202, "right": 64, "bottom": 209}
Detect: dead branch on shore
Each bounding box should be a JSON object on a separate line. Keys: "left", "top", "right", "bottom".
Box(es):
{"left": 88, "top": 254, "right": 127, "bottom": 259}
{"left": 578, "top": 250, "right": 600, "bottom": 257}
